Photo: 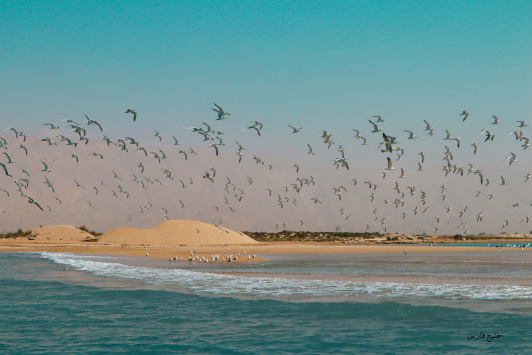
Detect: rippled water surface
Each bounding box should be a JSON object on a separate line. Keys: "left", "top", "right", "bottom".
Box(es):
{"left": 1, "top": 251, "right": 531, "bottom": 354}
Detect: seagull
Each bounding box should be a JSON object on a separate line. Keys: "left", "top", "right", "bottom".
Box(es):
{"left": 368, "top": 120, "right": 382, "bottom": 133}
{"left": 505, "top": 152, "right": 517, "bottom": 166}
{"left": 385, "top": 157, "right": 395, "bottom": 170}
{"left": 212, "top": 103, "right": 230, "bottom": 120}
{"left": 404, "top": 130, "right": 418, "bottom": 139}
{"left": 0, "top": 161, "right": 11, "bottom": 177}
{"left": 288, "top": 125, "right": 302, "bottom": 133}
{"left": 333, "top": 158, "right": 349, "bottom": 170}
{"left": 203, "top": 171, "right": 214, "bottom": 183}
{"left": 27, "top": 197, "right": 44, "bottom": 211}
{"left": 44, "top": 123, "right": 59, "bottom": 129}
{"left": 381, "top": 133, "right": 394, "bottom": 153}
{"left": 3, "top": 152, "right": 14, "bottom": 163}
{"left": 125, "top": 108, "right": 137, "bottom": 122}
{"left": 178, "top": 150, "right": 188, "bottom": 160}
{"left": 243, "top": 124, "right": 261, "bottom": 136}
{"left": 209, "top": 143, "right": 222, "bottom": 156}
{"left": 482, "top": 129, "right": 495, "bottom": 141}
{"left": 41, "top": 161, "right": 51, "bottom": 172}
{"left": 460, "top": 110, "right": 470, "bottom": 121}
{"left": 85, "top": 115, "right": 103, "bottom": 132}
{"left": 491, "top": 115, "right": 500, "bottom": 125}
{"left": 470, "top": 142, "right": 478, "bottom": 154}
{"left": 19, "top": 144, "right": 28, "bottom": 155}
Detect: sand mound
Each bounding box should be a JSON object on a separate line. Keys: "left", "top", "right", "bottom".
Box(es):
{"left": 98, "top": 220, "right": 259, "bottom": 246}
{"left": 30, "top": 225, "right": 95, "bottom": 242}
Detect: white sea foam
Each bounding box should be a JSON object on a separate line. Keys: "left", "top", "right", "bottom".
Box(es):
{"left": 38, "top": 252, "right": 532, "bottom": 301}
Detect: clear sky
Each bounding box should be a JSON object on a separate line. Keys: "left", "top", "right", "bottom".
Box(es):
{"left": 0, "top": 1, "right": 530, "bottom": 234}
{"left": 2, "top": 0, "right": 530, "bottom": 135}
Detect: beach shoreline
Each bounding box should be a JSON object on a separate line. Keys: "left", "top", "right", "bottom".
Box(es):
{"left": 2, "top": 238, "right": 531, "bottom": 262}
{"left": 1, "top": 222, "right": 530, "bottom": 262}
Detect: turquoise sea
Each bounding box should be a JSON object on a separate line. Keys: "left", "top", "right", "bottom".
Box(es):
{"left": 1, "top": 251, "right": 531, "bottom": 354}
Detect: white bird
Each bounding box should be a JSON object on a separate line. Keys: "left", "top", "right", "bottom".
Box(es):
{"left": 404, "top": 130, "right": 418, "bottom": 139}
{"left": 368, "top": 120, "right": 382, "bottom": 133}
{"left": 505, "top": 152, "right": 517, "bottom": 166}
{"left": 288, "top": 125, "right": 302, "bottom": 133}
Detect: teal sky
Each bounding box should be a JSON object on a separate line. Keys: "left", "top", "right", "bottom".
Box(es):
{"left": 0, "top": 1, "right": 531, "bottom": 234}
{"left": 2, "top": 0, "right": 530, "bottom": 141}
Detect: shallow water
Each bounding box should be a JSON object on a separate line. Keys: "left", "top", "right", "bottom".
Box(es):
{"left": 1, "top": 251, "right": 531, "bottom": 354}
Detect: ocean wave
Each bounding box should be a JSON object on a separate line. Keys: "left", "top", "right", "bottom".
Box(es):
{"left": 38, "top": 252, "right": 532, "bottom": 302}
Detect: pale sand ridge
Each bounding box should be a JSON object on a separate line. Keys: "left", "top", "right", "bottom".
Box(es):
{"left": 98, "top": 220, "right": 258, "bottom": 246}
{"left": 30, "top": 225, "right": 95, "bottom": 242}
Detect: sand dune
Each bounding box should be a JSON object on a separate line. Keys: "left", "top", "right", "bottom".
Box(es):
{"left": 98, "top": 220, "right": 258, "bottom": 246}
{"left": 30, "top": 225, "right": 95, "bottom": 242}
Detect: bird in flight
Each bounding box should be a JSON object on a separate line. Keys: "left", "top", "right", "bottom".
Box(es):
{"left": 125, "top": 108, "right": 137, "bottom": 122}
{"left": 460, "top": 110, "right": 470, "bottom": 121}
{"left": 212, "top": 103, "right": 230, "bottom": 120}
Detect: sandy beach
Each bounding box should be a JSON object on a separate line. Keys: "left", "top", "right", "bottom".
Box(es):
{"left": 1, "top": 221, "right": 531, "bottom": 261}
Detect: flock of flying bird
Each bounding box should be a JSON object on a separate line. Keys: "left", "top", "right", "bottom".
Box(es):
{"left": 0, "top": 103, "right": 530, "bottom": 236}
